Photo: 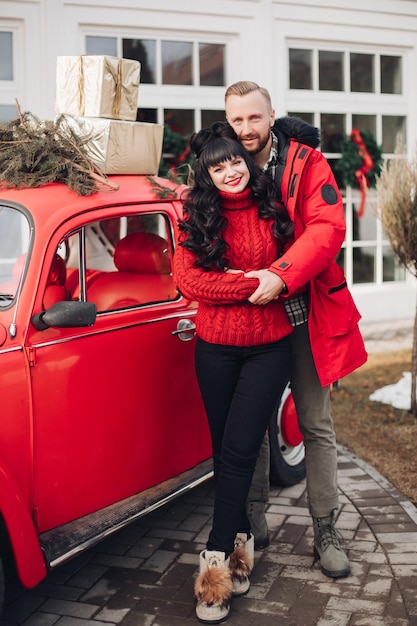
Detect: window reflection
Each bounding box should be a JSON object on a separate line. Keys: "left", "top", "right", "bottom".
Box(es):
{"left": 164, "top": 109, "right": 194, "bottom": 135}
{"left": 288, "top": 111, "right": 314, "bottom": 125}
{"left": 383, "top": 246, "right": 406, "bottom": 281}
{"left": 162, "top": 41, "right": 192, "bottom": 85}
{"left": 289, "top": 49, "right": 312, "bottom": 89}
{"left": 352, "top": 196, "right": 377, "bottom": 240}
{"left": 350, "top": 53, "right": 374, "bottom": 93}
{"left": 381, "top": 56, "right": 402, "bottom": 94}
{"left": 202, "top": 110, "right": 225, "bottom": 127}
{"left": 321, "top": 113, "right": 345, "bottom": 153}
{"left": 123, "top": 39, "right": 156, "bottom": 84}
{"left": 353, "top": 245, "right": 375, "bottom": 283}
{"left": 0, "top": 207, "right": 30, "bottom": 298}
{"left": 319, "top": 51, "right": 343, "bottom": 91}
{"left": 0, "top": 105, "right": 17, "bottom": 122}
{"left": 199, "top": 43, "right": 225, "bottom": 86}
{"left": 382, "top": 116, "right": 406, "bottom": 152}
{"left": 327, "top": 158, "right": 345, "bottom": 190}
{"left": 0, "top": 32, "right": 13, "bottom": 80}
{"left": 136, "top": 108, "right": 157, "bottom": 123}
{"left": 86, "top": 36, "right": 117, "bottom": 57}
{"left": 352, "top": 114, "right": 376, "bottom": 136}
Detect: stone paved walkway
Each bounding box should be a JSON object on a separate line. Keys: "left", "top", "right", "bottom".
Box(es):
{"left": 2, "top": 443, "right": 417, "bottom": 626}
{"left": 2, "top": 319, "right": 416, "bottom": 626}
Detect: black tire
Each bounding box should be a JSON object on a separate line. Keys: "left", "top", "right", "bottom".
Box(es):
{"left": 269, "top": 382, "right": 306, "bottom": 487}
{"left": 0, "top": 556, "right": 4, "bottom": 620}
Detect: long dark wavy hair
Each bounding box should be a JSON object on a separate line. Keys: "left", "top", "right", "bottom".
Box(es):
{"left": 178, "top": 124, "right": 293, "bottom": 270}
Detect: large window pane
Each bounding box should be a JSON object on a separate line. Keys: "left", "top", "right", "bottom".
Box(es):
{"left": 199, "top": 43, "right": 225, "bottom": 86}
{"left": 162, "top": 41, "right": 192, "bottom": 85}
{"left": 319, "top": 51, "right": 343, "bottom": 91}
{"left": 383, "top": 246, "right": 406, "bottom": 281}
{"left": 328, "top": 158, "right": 345, "bottom": 190}
{"left": 352, "top": 114, "right": 376, "bottom": 136}
{"left": 164, "top": 109, "right": 194, "bottom": 135}
{"left": 350, "top": 53, "right": 374, "bottom": 93}
{"left": 202, "top": 110, "right": 225, "bottom": 127}
{"left": 353, "top": 246, "right": 375, "bottom": 283}
{"left": 381, "top": 55, "right": 402, "bottom": 94}
{"left": 123, "top": 39, "right": 156, "bottom": 84}
{"left": 288, "top": 111, "right": 314, "bottom": 125}
{"left": 136, "top": 108, "right": 157, "bottom": 123}
{"left": 0, "top": 32, "right": 13, "bottom": 80}
{"left": 289, "top": 49, "right": 312, "bottom": 89}
{"left": 0, "top": 105, "right": 17, "bottom": 122}
{"left": 352, "top": 197, "right": 377, "bottom": 239}
{"left": 86, "top": 36, "right": 117, "bottom": 56}
{"left": 320, "top": 113, "right": 345, "bottom": 153}
{"left": 382, "top": 116, "right": 406, "bottom": 152}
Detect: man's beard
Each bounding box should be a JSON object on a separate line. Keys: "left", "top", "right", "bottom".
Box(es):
{"left": 240, "top": 131, "right": 270, "bottom": 155}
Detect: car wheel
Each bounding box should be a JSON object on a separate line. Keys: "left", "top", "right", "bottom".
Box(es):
{"left": 0, "top": 557, "right": 4, "bottom": 619}
{"left": 269, "top": 382, "right": 306, "bottom": 487}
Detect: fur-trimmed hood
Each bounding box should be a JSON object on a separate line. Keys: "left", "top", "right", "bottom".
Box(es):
{"left": 273, "top": 116, "right": 320, "bottom": 149}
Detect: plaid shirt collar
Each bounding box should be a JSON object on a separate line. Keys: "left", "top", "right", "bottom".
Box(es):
{"left": 262, "top": 131, "right": 279, "bottom": 176}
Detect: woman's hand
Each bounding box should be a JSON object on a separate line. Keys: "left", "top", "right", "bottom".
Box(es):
{"left": 244, "top": 269, "right": 286, "bottom": 304}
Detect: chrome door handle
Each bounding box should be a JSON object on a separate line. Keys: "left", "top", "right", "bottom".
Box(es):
{"left": 172, "top": 319, "right": 196, "bottom": 341}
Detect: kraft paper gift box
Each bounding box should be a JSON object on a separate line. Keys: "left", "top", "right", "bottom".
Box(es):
{"left": 63, "top": 116, "right": 164, "bottom": 175}
{"left": 55, "top": 55, "right": 141, "bottom": 121}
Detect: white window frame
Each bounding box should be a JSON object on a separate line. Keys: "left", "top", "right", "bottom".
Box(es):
{"left": 286, "top": 38, "right": 410, "bottom": 288}
{"left": 0, "top": 20, "right": 24, "bottom": 118}
{"left": 81, "top": 26, "right": 232, "bottom": 130}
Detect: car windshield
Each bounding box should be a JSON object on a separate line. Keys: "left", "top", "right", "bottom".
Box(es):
{"left": 0, "top": 205, "right": 31, "bottom": 307}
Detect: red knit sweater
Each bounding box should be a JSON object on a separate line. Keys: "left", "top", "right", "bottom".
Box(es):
{"left": 174, "top": 188, "right": 293, "bottom": 346}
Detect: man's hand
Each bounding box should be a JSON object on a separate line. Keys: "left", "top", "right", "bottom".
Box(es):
{"left": 244, "top": 269, "right": 286, "bottom": 305}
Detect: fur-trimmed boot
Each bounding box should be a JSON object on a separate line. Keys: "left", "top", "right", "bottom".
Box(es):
{"left": 229, "top": 533, "right": 254, "bottom": 596}
{"left": 194, "top": 550, "right": 233, "bottom": 624}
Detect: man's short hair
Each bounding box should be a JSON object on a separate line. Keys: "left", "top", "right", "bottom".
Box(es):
{"left": 225, "top": 81, "right": 272, "bottom": 109}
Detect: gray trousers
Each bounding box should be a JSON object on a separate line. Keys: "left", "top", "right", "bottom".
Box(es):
{"left": 247, "top": 321, "right": 339, "bottom": 520}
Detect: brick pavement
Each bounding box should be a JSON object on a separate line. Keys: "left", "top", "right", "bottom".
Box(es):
{"left": 2, "top": 443, "right": 417, "bottom": 626}
{"left": 2, "top": 319, "right": 415, "bottom": 626}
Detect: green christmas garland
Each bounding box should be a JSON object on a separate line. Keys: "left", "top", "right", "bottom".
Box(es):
{"left": 336, "top": 130, "right": 383, "bottom": 189}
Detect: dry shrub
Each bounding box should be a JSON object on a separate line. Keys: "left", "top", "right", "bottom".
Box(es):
{"left": 375, "top": 143, "right": 417, "bottom": 277}
{"left": 375, "top": 143, "right": 417, "bottom": 415}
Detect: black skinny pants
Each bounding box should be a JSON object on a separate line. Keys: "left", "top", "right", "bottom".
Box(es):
{"left": 195, "top": 336, "right": 291, "bottom": 556}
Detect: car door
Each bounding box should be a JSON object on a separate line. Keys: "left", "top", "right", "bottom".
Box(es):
{"left": 27, "top": 204, "right": 211, "bottom": 532}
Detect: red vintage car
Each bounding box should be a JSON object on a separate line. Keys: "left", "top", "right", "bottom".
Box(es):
{"left": 0, "top": 174, "right": 305, "bottom": 614}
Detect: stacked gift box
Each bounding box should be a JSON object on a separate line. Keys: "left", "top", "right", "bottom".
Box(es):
{"left": 54, "top": 55, "right": 164, "bottom": 175}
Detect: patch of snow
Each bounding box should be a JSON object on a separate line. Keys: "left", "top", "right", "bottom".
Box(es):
{"left": 369, "top": 372, "right": 414, "bottom": 410}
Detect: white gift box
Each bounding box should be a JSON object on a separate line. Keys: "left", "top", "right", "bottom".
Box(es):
{"left": 62, "top": 116, "right": 164, "bottom": 175}
{"left": 55, "top": 55, "right": 141, "bottom": 121}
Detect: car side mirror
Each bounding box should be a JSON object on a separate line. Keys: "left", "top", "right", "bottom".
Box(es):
{"left": 31, "top": 301, "right": 97, "bottom": 331}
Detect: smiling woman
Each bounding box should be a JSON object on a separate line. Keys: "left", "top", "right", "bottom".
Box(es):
{"left": 208, "top": 156, "right": 250, "bottom": 193}
{"left": 174, "top": 126, "right": 295, "bottom": 622}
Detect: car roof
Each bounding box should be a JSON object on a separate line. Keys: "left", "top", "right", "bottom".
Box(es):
{"left": 0, "top": 175, "right": 187, "bottom": 222}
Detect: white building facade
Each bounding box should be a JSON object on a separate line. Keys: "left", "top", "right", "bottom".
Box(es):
{"left": 1, "top": 0, "right": 417, "bottom": 322}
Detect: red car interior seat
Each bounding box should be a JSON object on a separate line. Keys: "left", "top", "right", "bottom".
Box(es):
{"left": 43, "top": 254, "right": 71, "bottom": 309}
{"left": 87, "top": 232, "right": 176, "bottom": 312}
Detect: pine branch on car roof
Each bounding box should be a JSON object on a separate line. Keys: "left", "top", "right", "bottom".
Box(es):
{"left": 0, "top": 100, "right": 118, "bottom": 195}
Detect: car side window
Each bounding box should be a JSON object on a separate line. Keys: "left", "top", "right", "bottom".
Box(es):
{"left": 0, "top": 206, "right": 31, "bottom": 307}
{"left": 62, "top": 212, "right": 178, "bottom": 312}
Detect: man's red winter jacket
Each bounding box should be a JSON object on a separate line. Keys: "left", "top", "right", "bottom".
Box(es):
{"left": 268, "top": 119, "right": 367, "bottom": 386}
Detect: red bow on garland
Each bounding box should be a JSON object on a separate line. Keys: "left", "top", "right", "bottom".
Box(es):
{"left": 350, "top": 128, "right": 375, "bottom": 217}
